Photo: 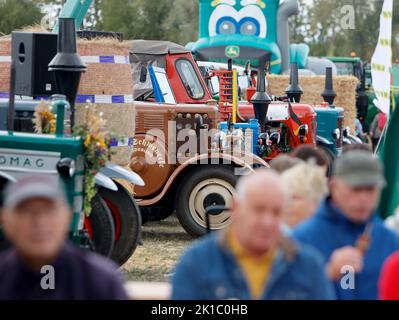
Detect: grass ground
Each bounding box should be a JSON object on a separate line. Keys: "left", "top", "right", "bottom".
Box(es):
{"left": 122, "top": 215, "right": 193, "bottom": 282}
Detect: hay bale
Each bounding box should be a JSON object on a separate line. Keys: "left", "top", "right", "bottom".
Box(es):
{"left": 75, "top": 103, "right": 136, "bottom": 166}
{"left": 0, "top": 36, "right": 11, "bottom": 93}
{"left": 267, "top": 75, "right": 359, "bottom": 130}
{"left": 77, "top": 41, "right": 132, "bottom": 95}
{"left": 75, "top": 38, "right": 135, "bottom": 166}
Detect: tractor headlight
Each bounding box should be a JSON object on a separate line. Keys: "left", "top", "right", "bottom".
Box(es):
{"left": 57, "top": 158, "right": 76, "bottom": 178}
{"left": 332, "top": 128, "right": 341, "bottom": 140}
{"left": 298, "top": 124, "right": 309, "bottom": 137}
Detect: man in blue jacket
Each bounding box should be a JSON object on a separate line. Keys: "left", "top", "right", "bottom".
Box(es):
{"left": 293, "top": 150, "right": 399, "bottom": 300}
{"left": 171, "top": 170, "right": 335, "bottom": 300}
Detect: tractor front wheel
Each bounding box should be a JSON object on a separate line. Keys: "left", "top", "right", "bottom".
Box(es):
{"left": 99, "top": 181, "right": 142, "bottom": 266}
{"left": 85, "top": 194, "right": 115, "bottom": 258}
{"left": 176, "top": 165, "right": 237, "bottom": 237}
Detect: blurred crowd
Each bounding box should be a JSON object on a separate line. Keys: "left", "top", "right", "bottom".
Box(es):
{"left": 2, "top": 145, "right": 399, "bottom": 300}
{"left": 172, "top": 145, "right": 399, "bottom": 300}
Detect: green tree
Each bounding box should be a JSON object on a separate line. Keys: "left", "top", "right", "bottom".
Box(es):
{"left": 163, "top": 0, "right": 198, "bottom": 45}
{"left": 0, "top": 0, "right": 43, "bottom": 35}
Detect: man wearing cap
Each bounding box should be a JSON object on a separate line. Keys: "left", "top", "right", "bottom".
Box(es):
{"left": 293, "top": 150, "right": 399, "bottom": 300}
{"left": 0, "top": 175, "right": 128, "bottom": 300}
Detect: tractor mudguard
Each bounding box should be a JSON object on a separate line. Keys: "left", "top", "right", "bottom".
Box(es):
{"left": 0, "top": 171, "right": 16, "bottom": 182}
{"left": 100, "top": 163, "right": 145, "bottom": 187}
{"left": 95, "top": 172, "right": 118, "bottom": 191}
{"left": 137, "top": 153, "right": 269, "bottom": 207}
{"left": 317, "top": 135, "right": 334, "bottom": 146}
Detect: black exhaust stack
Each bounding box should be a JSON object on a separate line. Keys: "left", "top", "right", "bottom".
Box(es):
{"left": 48, "top": 18, "right": 87, "bottom": 127}
{"left": 251, "top": 56, "right": 272, "bottom": 131}
{"left": 321, "top": 67, "right": 336, "bottom": 105}
{"left": 285, "top": 63, "right": 303, "bottom": 103}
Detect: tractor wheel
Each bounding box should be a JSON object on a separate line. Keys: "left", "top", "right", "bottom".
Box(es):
{"left": 84, "top": 194, "right": 115, "bottom": 258}
{"left": 176, "top": 165, "right": 237, "bottom": 237}
{"left": 99, "top": 181, "right": 142, "bottom": 266}
{"left": 140, "top": 197, "right": 175, "bottom": 223}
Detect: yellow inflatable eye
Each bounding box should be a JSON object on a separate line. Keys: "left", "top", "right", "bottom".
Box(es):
{"left": 257, "top": 0, "right": 266, "bottom": 9}
{"left": 212, "top": 0, "right": 236, "bottom": 7}
{"left": 240, "top": 0, "right": 266, "bottom": 9}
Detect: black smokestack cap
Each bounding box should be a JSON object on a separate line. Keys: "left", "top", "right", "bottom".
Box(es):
{"left": 285, "top": 63, "right": 303, "bottom": 103}
{"left": 251, "top": 56, "right": 272, "bottom": 131}
{"left": 49, "top": 18, "right": 86, "bottom": 116}
{"left": 321, "top": 67, "right": 336, "bottom": 105}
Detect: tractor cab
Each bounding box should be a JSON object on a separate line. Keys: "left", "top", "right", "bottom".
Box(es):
{"left": 130, "top": 40, "right": 212, "bottom": 104}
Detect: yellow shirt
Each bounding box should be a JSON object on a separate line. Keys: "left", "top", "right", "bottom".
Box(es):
{"left": 228, "top": 230, "right": 276, "bottom": 299}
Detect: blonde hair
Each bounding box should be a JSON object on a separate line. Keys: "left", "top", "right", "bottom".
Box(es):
{"left": 281, "top": 162, "right": 328, "bottom": 205}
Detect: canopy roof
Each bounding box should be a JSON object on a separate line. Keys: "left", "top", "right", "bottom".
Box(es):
{"left": 130, "top": 40, "right": 190, "bottom": 55}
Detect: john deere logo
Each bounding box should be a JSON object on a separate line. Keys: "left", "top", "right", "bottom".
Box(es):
{"left": 225, "top": 46, "right": 240, "bottom": 58}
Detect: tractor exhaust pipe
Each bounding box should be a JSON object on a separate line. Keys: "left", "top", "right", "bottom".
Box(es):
{"left": 321, "top": 67, "right": 337, "bottom": 105}
{"left": 285, "top": 63, "right": 303, "bottom": 103}
{"left": 251, "top": 56, "right": 271, "bottom": 131}
{"left": 49, "top": 17, "right": 87, "bottom": 127}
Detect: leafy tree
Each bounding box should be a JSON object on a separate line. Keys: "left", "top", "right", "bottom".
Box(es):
{"left": 0, "top": 0, "right": 43, "bottom": 35}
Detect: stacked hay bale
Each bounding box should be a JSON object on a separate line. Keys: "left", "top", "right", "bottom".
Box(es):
{"left": 267, "top": 75, "right": 359, "bottom": 130}
{"left": 75, "top": 38, "right": 135, "bottom": 166}
{"left": 0, "top": 36, "right": 11, "bottom": 95}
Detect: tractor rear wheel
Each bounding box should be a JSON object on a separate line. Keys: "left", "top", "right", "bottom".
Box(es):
{"left": 99, "top": 181, "right": 142, "bottom": 266}
{"left": 176, "top": 165, "right": 237, "bottom": 237}
{"left": 85, "top": 194, "right": 115, "bottom": 258}
{"left": 140, "top": 196, "right": 175, "bottom": 224}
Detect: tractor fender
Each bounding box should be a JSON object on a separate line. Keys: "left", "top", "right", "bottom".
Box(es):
{"left": 0, "top": 171, "right": 16, "bottom": 183}
{"left": 138, "top": 153, "right": 269, "bottom": 207}
{"left": 100, "top": 163, "right": 145, "bottom": 187}
{"left": 95, "top": 172, "right": 118, "bottom": 191}
{"left": 317, "top": 135, "right": 334, "bottom": 146}
{"left": 182, "top": 153, "right": 269, "bottom": 169}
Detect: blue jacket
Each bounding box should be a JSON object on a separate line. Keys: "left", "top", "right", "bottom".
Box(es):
{"left": 293, "top": 198, "right": 399, "bottom": 300}
{"left": 171, "top": 232, "right": 335, "bottom": 300}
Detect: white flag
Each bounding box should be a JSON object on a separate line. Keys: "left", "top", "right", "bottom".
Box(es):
{"left": 371, "top": 0, "right": 393, "bottom": 115}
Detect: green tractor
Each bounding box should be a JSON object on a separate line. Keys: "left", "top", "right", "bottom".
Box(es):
{"left": 0, "top": 18, "right": 144, "bottom": 266}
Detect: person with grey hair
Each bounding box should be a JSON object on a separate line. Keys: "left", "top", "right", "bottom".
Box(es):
{"left": 281, "top": 162, "right": 329, "bottom": 229}
{"left": 171, "top": 169, "right": 335, "bottom": 300}
{"left": 0, "top": 175, "right": 128, "bottom": 300}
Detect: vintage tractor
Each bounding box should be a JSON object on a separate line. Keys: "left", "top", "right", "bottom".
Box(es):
{"left": 130, "top": 40, "right": 267, "bottom": 237}
{"left": 0, "top": 18, "right": 143, "bottom": 266}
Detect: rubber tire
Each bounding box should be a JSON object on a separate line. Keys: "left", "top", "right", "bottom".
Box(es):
{"left": 176, "top": 165, "right": 238, "bottom": 237}
{"left": 140, "top": 197, "right": 175, "bottom": 223}
{"left": 87, "top": 194, "right": 115, "bottom": 258}
{"left": 99, "top": 182, "right": 142, "bottom": 266}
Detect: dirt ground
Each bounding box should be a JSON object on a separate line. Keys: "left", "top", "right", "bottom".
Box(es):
{"left": 121, "top": 215, "right": 193, "bottom": 282}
